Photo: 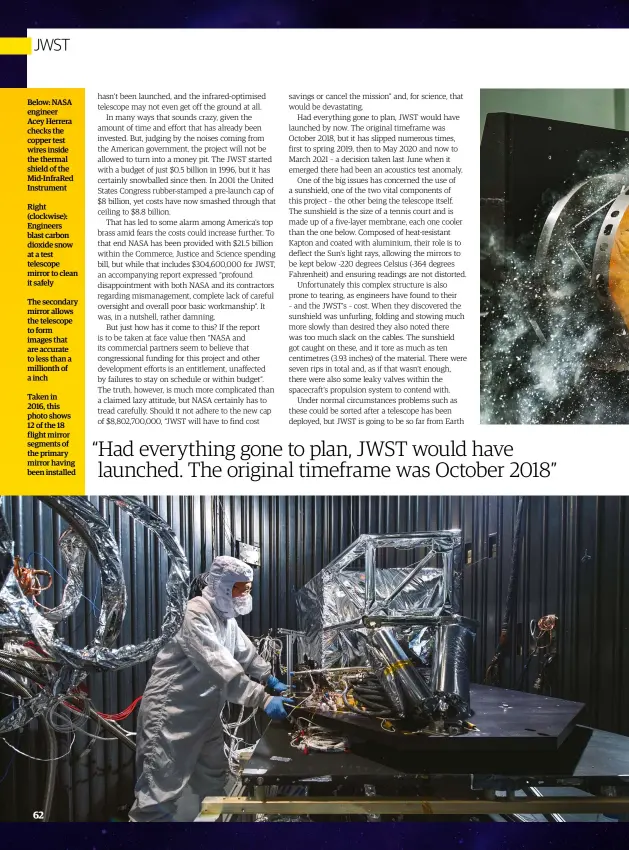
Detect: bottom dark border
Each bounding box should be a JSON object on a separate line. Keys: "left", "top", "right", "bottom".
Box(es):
{"left": 2, "top": 822, "right": 629, "bottom": 847}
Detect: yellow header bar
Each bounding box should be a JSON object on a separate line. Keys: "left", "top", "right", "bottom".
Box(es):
{"left": 0, "top": 38, "right": 32, "bottom": 55}
{"left": 0, "top": 88, "right": 85, "bottom": 494}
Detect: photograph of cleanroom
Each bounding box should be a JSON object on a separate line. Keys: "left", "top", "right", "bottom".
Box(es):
{"left": 480, "top": 89, "right": 629, "bottom": 424}
{"left": 1, "top": 495, "right": 629, "bottom": 822}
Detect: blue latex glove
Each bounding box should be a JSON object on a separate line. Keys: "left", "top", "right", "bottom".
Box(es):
{"left": 264, "top": 696, "right": 293, "bottom": 720}
{"left": 267, "top": 675, "right": 289, "bottom": 694}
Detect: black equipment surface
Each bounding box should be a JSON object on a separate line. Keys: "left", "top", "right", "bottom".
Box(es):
{"left": 245, "top": 724, "right": 629, "bottom": 787}
{"left": 288, "top": 684, "right": 585, "bottom": 752}
{"left": 244, "top": 685, "right": 629, "bottom": 787}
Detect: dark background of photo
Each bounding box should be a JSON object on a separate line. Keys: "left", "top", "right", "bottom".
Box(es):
{"left": 1, "top": 494, "right": 627, "bottom": 822}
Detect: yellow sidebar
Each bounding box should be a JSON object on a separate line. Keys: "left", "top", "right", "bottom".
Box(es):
{"left": 0, "top": 89, "right": 85, "bottom": 493}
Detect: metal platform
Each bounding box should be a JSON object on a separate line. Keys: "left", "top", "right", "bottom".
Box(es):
{"left": 288, "top": 683, "right": 585, "bottom": 752}
{"left": 241, "top": 685, "right": 629, "bottom": 788}
{"left": 202, "top": 685, "right": 629, "bottom": 820}
{"left": 244, "top": 722, "right": 629, "bottom": 786}
{"left": 206, "top": 719, "right": 629, "bottom": 819}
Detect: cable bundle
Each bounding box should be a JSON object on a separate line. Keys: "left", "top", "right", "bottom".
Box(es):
{"left": 256, "top": 633, "right": 284, "bottom": 675}
{"left": 342, "top": 673, "right": 395, "bottom": 717}
{"left": 98, "top": 696, "right": 143, "bottom": 722}
{"left": 12, "top": 556, "right": 53, "bottom": 604}
{"left": 290, "top": 720, "right": 348, "bottom": 754}
{"left": 220, "top": 632, "right": 286, "bottom": 776}
{"left": 221, "top": 703, "right": 258, "bottom": 776}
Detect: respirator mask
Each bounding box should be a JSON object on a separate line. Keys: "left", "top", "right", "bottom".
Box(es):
{"left": 232, "top": 593, "right": 252, "bottom": 616}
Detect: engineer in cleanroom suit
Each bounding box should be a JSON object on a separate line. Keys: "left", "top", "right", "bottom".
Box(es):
{"left": 129, "top": 555, "right": 289, "bottom": 822}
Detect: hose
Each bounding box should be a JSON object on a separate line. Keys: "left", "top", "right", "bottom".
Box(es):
{"left": 0, "top": 669, "right": 57, "bottom": 822}
{"left": 352, "top": 676, "right": 396, "bottom": 716}
{"left": 0, "top": 656, "right": 49, "bottom": 686}
{"left": 342, "top": 684, "right": 379, "bottom": 716}
{"left": 341, "top": 682, "right": 394, "bottom": 717}
{"left": 88, "top": 709, "right": 136, "bottom": 752}
{"left": 0, "top": 649, "right": 58, "bottom": 664}
{"left": 0, "top": 657, "right": 135, "bottom": 752}
{"left": 41, "top": 713, "right": 57, "bottom": 820}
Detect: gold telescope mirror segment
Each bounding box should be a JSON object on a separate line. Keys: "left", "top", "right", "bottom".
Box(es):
{"left": 608, "top": 205, "right": 629, "bottom": 330}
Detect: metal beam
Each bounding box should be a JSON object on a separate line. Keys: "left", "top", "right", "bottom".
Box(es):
{"left": 202, "top": 795, "right": 629, "bottom": 816}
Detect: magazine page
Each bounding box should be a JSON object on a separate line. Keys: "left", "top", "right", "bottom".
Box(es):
{"left": 1, "top": 18, "right": 628, "bottom": 841}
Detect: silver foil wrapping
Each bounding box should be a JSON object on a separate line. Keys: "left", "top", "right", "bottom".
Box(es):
{"left": 364, "top": 643, "right": 406, "bottom": 717}
{"left": 430, "top": 617, "right": 477, "bottom": 718}
{"left": 295, "top": 531, "right": 462, "bottom": 667}
{"left": 0, "top": 496, "right": 128, "bottom": 651}
{"left": 0, "top": 504, "right": 13, "bottom": 558}
{"left": 0, "top": 496, "right": 190, "bottom": 734}
{"left": 42, "top": 529, "right": 88, "bottom": 624}
{"left": 409, "top": 626, "right": 434, "bottom": 665}
{"left": 369, "top": 626, "right": 435, "bottom": 716}
{"left": 0, "top": 500, "right": 15, "bottom": 605}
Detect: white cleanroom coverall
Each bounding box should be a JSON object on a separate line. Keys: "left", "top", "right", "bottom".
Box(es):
{"left": 129, "top": 557, "right": 271, "bottom": 822}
